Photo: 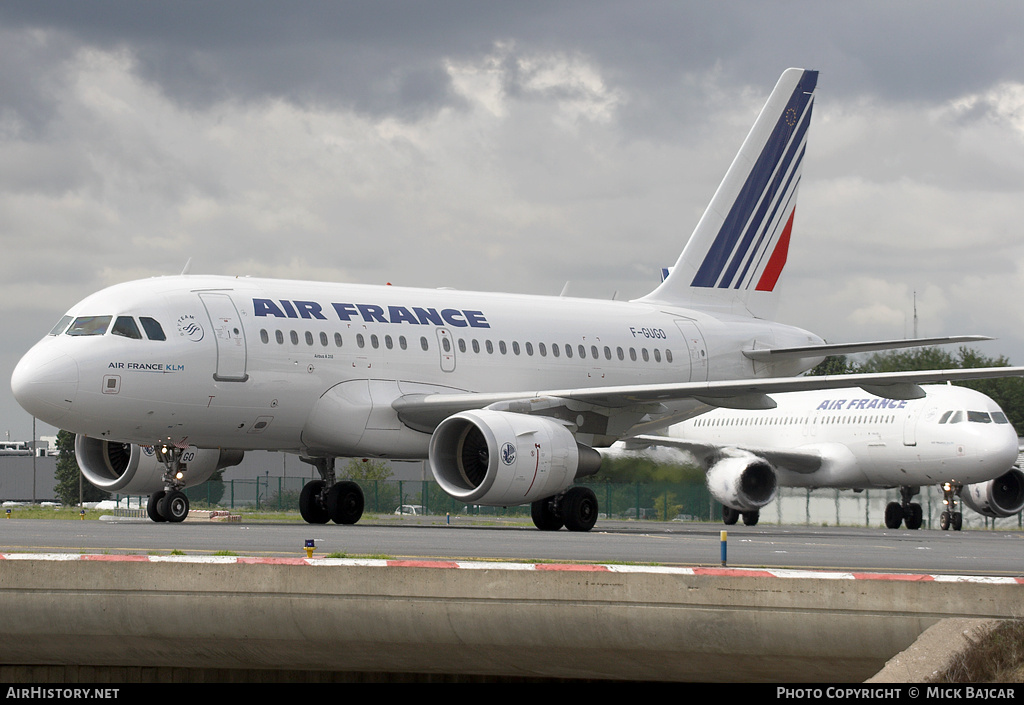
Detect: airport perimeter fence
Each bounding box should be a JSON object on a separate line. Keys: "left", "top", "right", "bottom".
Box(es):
{"left": 107, "top": 477, "right": 1024, "bottom": 530}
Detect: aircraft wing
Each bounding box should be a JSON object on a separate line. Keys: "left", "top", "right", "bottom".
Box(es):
{"left": 393, "top": 365, "right": 1024, "bottom": 433}
{"left": 622, "top": 435, "right": 823, "bottom": 475}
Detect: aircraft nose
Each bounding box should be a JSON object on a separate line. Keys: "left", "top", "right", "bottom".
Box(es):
{"left": 11, "top": 347, "right": 79, "bottom": 425}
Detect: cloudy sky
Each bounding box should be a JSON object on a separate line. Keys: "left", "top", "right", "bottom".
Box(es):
{"left": 4, "top": 1, "right": 1024, "bottom": 439}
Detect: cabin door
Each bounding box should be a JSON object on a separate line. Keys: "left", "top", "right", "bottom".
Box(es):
{"left": 199, "top": 292, "right": 249, "bottom": 382}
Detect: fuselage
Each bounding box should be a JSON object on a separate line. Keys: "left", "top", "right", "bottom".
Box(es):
{"left": 11, "top": 275, "right": 823, "bottom": 457}
{"left": 672, "top": 385, "right": 1019, "bottom": 488}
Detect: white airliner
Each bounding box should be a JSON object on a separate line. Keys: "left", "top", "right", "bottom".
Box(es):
{"left": 11, "top": 68, "right": 1024, "bottom": 530}
{"left": 630, "top": 384, "right": 1024, "bottom": 531}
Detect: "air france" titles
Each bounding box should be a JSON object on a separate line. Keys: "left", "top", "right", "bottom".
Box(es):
{"left": 253, "top": 299, "right": 490, "bottom": 328}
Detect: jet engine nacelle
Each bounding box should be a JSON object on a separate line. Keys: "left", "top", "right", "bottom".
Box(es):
{"left": 706, "top": 454, "right": 778, "bottom": 511}
{"left": 428, "top": 409, "right": 602, "bottom": 506}
{"left": 75, "top": 435, "right": 244, "bottom": 495}
{"left": 961, "top": 468, "right": 1024, "bottom": 518}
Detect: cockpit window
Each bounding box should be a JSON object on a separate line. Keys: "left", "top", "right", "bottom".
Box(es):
{"left": 111, "top": 316, "right": 142, "bottom": 340}
{"left": 66, "top": 316, "right": 112, "bottom": 336}
{"left": 49, "top": 315, "right": 73, "bottom": 336}
{"left": 139, "top": 317, "right": 166, "bottom": 341}
{"left": 938, "top": 411, "right": 953, "bottom": 424}
{"left": 967, "top": 411, "right": 993, "bottom": 424}
{"left": 991, "top": 411, "right": 1009, "bottom": 424}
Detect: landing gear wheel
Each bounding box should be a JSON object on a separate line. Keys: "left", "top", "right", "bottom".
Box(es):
{"left": 326, "top": 481, "right": 364, "bottom": 525}
{"left": 299, "top": 480, "right": 329, "bottom": 524}
{"left": 721, "top": 506, "right": 739, "bottom": 526}
{"left": 531, "top": 497, "right": 564, "bottom": 531}
{"left": 952, "top": 512, "right": 963, "bottom": 531}
{"left": 940, "top": 511, "right": 951, "bottom": 531}
{"left": 884, "top": 502, "right": 904, "bottom": 529}
{"left": 158, "top": 490, "right": 189, "bottom": 523}
{"left": 741, "top": 510, "right": 760, "bottom": 526}
{"left": 562, "top": 487, "right": 598, "bottom": 532}
{"left": 147, "top": 491, "right": 167, "bottom": 523}
{"left": 904, "top": 503, "right": 923, "bottom": 530}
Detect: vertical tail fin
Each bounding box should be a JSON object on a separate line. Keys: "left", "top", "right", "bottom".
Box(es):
{"left": 639, "top": 68, "right": 818, "bottom": 318}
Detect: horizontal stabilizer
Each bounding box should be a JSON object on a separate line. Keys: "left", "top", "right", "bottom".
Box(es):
{"left": 743, "top": 335, "right": 993, "bottom": 362}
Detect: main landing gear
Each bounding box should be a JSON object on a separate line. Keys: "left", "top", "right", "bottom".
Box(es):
{"left": 721, "top": 506, "right": 760, "bottom": 526}
{"left": 939, "top": 482, "right": 964, "bottom": 531}
{"left": 531, "top": 486, "right": 599, "bottom": 532}
{"left": 884, "top": 485, "right": 924, "bottom": 530}
{"left": 298, "top": 457, "right": 365, "bottom": 525}
{"left": 147, "top": 444, "right": 191, "bottom": 523}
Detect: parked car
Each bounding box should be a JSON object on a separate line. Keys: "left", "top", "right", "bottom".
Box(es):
{"left": 394, "top": 505, "right": 426, "bottom": 516}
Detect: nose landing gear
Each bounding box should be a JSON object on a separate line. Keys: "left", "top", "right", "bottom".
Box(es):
{"left": 146, "top": 444, "right": 191, "bottom": 523}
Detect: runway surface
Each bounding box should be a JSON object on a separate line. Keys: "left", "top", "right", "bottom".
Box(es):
{"left": 1, "top": 516, "right": 1021, "bottom": 576}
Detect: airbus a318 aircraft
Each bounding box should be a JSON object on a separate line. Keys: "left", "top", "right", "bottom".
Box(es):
{"left": 630, "top": 384, "right": 1024, "bottom": 531}
{"left": 11, "top": 68, "right": 1024, "bottom": 530}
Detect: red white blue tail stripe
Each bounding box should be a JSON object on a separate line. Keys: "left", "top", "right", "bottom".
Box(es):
{"left": 691, "top": 70, "right": 817, "bottom": 291}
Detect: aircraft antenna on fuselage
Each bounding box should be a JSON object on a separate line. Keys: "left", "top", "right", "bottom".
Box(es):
{"left": 638, "top": 68, "right": 818, "bottom": 320}
{"left": 180, "top": 258, "right": 192, "bottom": 276}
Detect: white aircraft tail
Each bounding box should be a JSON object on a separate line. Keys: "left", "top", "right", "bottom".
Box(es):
{"left": 639, "top": 68, "right": 818, "bottom": 319}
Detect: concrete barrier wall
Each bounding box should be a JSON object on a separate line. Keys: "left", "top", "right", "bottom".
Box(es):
{"left": 0, "top": 556, "right": 1021, "bottom": 682}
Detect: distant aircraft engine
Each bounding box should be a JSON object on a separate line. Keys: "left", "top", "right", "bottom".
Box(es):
{"left": 74, "top": 435, "right": 243, "bottom": 495}
{"left": 428, "top": 409, "right": 602, "bottom": 506}
{"left": 706, "top": 454, "right": 778, "bottom": 511}
{"left": 961, "top": 468, "right": 1024, "bottom": 518}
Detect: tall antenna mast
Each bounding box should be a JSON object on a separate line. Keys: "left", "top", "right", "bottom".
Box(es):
{"left": 913, "top": 291, "right": 918, "bottom": 339}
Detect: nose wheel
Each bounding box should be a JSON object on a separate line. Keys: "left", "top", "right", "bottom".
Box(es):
{"left": 146, "top": 444, "right": 192, "bottom": 523}
{"left": 939, "top": 482, "right": 963, "bottom": 531}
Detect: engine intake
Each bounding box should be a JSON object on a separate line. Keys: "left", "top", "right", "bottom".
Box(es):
{"left": 961, "top": 468, "right": 1024, "bottom": 518}
{"left": 706, "top": 454, "right": 777, "bottom": 511}
{"left": 428, "top": 410, "right": 601, "bottom": 506}
{"left": 75, "top": 435, "right": 243, "bottom": 495}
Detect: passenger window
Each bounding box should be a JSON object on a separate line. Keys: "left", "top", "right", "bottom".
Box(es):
{"left": 49, "top": 315, "right": 73, "bottom": 336}
{"left": 67, "top": 316, "right": 112, "bottom": 336}
{"left": 260, "top": 329, "right": 270, "bottom": 344}
{"left": 139, "top": 317, "right": 166, "bottom": 341}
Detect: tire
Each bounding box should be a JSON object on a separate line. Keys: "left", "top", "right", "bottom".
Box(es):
{"left": 940, "top": 511, "right": 950, "bottom": 530}
{"left": 952, "top": 512, "right": 963, "bottom": 531}
{"left": 562, "top": 487, "right": 598, "bottom": 532}
{"left": 741, "top": 510, "right": 760, "bottom": 526}
{"left": 158, "top": 490, "right": 189, "bottom": 523}
{"left": 299, "top": 480, "right": 329, "bottom": 524}
{"left": 531, "top": 498, "right": 564, "bottom": 531}
{"left": 884, "top": 502, "right": 904, "bottom": 529}
{"left": 722, "top": 506, "right": 739, "bottom": 526}
{"left": 327, "top": 481, "right": 364, "bottom": 525}
{"left": 904, "top": 503, "right": 923, "bottom": 530}
{"left": 147, "top": 491, "right": 167, "bottom": 523}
